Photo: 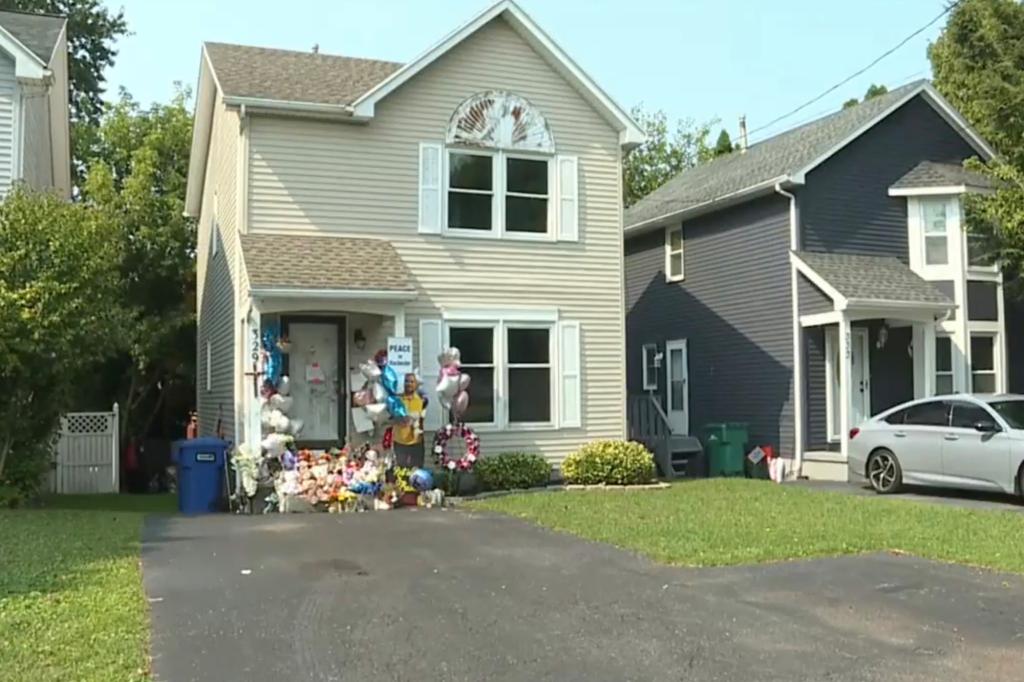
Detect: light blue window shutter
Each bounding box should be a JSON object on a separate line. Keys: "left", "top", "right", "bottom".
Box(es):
{"left": 419, "top": 318, "right": 443, "bottom": 429}
{"left": 556, "top": 155, "right": 579, "bottom": 242}
{"left": 558, "top": 321, "right": 581, "bottom": 427}
{"left": 418, "top": 142, "right": 443, "bottom": 234}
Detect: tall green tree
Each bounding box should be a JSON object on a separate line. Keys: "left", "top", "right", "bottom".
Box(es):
{"left": 82, "top": 89, "right": 196, "bottom": 444}
{"left": 0, "top": 189, "right": 123, "bottom": 486}
{"left": 712, "top": 129, "right": 734, "bottom": 157}
{"left": 624, "top": 105, "right": 715, "bottom": 207}
{"left": 930, "top": 0, "right": 1024, "bottom": 284}
{"left": 842, "top": 83, "right": 890, "bottom": 109}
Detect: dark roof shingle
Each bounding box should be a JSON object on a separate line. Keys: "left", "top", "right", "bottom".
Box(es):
{"left": 0, "top": 10, "right": 64, "bottom": 64}
{"left": 241, "top": 234, "right": 415, "bottom": 292}
{"left": 890, "top": 160, "right": 993, "bottom": 190}
{"left": 204, "top": 42, "right": 402, "bottom": 107}
{"left": 796, "top": 251, "right": 952, "bottom": 307}
{"left": 625, "top": 81, "right": 929, "bottom": 228}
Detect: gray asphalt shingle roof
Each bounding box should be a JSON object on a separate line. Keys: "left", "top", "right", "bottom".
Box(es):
{"left": 795, "top": 251, "right": 953, "bottom": 307}
{"left": 625, "top": 81, "right": 928, "bottom": 228}
{"left": 204, "top": 42, "right": 403, "bottom": 107}
{"left": 890, "top": 160, "right": 994, "bottom": 190}
{"left": 241, "top": 234, "right": 415, "bottom": 292}
{"left": 0, "top": 10, "right": 64, "bottom": 64}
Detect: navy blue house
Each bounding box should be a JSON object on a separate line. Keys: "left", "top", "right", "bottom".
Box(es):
{"left": 623, "top": 80, "right": 1023, "bottom": 480}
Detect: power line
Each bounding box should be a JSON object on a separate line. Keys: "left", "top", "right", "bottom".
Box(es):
{"left": 747, "top": 1, "right": 960, "bottom": 138}
{"left": 745, "top": 70, "right": 933, "bottom": 145}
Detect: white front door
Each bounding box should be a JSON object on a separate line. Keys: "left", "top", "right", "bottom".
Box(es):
{"left": 828, "top": 327, "right": 870, "bottom": 438}
{"left": 665, "top": 339, "right": 688, "bottom": 435}
{"left": 287, "top": 320, "right": 343, "bottom": 444}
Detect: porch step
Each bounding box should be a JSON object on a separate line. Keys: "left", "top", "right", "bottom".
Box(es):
{"left": 801, "top": 453, "right": 849, "bottom": 482}
{"left": 657, "top": 436, "right": 705, "bottom": 479}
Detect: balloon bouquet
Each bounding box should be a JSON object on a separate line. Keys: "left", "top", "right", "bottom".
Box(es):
{"left": 432, "top": 347, "right": 481, "bottom": 496}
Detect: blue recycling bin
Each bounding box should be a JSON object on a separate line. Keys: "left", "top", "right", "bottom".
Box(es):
{"left": 173, "top": 438, "right": 228, "bottom": 514}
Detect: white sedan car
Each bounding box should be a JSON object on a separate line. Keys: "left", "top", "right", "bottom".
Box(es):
{"left": 848, "top": 394, "right": 1024, "bottom": 496}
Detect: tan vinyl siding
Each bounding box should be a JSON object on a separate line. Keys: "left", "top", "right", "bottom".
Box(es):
{"left": 46, "top": 31, "right": 71, "bottom": 197}
{"left": 196, "top": 97, "right": 241, "bottom": 441}
{"left": 244, "top": 17, "right": 625, "bottom": 462}
{"left": 21, "top": 83, "right": 52, "bottom": 190}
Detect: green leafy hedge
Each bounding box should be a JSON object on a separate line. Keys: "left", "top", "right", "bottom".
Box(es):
{"left": 475, "top": 452, "right": 552, "bottom": 491}
{"left": 562, "top": 440, "right": 656, "bottom": 485}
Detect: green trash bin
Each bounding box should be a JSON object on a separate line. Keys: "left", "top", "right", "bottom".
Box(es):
{"left": 701, "top": 422, "right": 749, "bottom": 477}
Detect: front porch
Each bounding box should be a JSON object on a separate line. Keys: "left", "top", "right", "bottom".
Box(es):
{"left": 793, "top": 252, "right": 956, "bottom": 479}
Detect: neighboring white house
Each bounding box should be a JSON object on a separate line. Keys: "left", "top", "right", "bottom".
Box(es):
{"left": 0, "top": 10, "right": 71, "bottom": 199}
{"left": 185, "top": 0, "right": 643, "bottom": 464}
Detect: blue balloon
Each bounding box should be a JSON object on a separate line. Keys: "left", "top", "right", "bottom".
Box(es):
{"left": 386, "top": 394, "right": 408, "bottom": 420}
{"left": 262, "top": 322, "right": 283, "bottom": 387}
{"left": 349, "top": 481, "right": 379, "bottom": 495}
{"left": 409, "top": 467, "right": 433, "bottom": 492}
{"left": 381, "top": 364, "right": 401, "bottom": 396}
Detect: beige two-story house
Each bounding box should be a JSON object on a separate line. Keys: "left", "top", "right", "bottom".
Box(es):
{"left": 185, "top": 0, "right": 643, "bottom": 464}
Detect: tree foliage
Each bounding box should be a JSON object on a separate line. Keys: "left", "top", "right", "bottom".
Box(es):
{"left": 930, "top": 0, "right": 1024, "bottom": 286}
{"left": 624, "top": 106, "right": 714, "bottom": 207}
{"left": 0, "top": 189, "right": 123, "bottom": 484}
{"left": 842, "top": 83, "right": 889, "bottom": 109}
{"left": 81, "top": 89, "right": 196, "bottom": 443}
{"left": 712, "top": 129, "right": 735, "bottom": 158}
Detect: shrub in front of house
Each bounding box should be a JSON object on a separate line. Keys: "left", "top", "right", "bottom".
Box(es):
{"left": 562, "top": 440, "right": 656, "bottom": 486}
{"left": 475, "top": 452, "right": 552, "bottom": 491}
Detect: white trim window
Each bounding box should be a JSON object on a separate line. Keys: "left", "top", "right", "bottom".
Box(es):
{"left": 641, "top": 343, "right": 658, "bottom": 390}
{"left": 935, "top": 334, "right": 953, "bottom": 394}
{"left": 444, "top": 149, "right": 555, "bottom": 240}
{"left": 970, "top": 333, "right": 998, "bottom": 393}
{"left": 921, "top": 198, "right": 949, "bottom": 266}
{"left": 444, "top": 319, "right": 559, "bottom": 428}
{"left": 665, "top": 226, "right": 683, "bottom": 281}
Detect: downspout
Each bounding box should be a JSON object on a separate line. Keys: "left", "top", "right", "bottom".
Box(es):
{"left": 775, "top": 182, "right": 803, "bottom": 478}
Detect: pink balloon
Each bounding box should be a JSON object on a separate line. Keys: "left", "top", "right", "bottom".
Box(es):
{"left": 452, "top": 390, "right": 469, "bottom": 417}
{"left": 352, "top": 389, "right": 372, "bottom": 407}
{"left": 458, "top": 373, "right": 471, "bottom": 391}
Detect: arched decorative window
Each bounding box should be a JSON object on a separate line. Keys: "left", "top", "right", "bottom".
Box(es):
{"left": 446, "top": 91, "right": 554, "bottom": 153}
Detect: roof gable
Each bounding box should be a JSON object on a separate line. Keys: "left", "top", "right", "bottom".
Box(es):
{"left": 625, "top": 81, "right": 996, "bottom": 233}
{"left": 0, "top": 10, "right": 64, "bottom": 64}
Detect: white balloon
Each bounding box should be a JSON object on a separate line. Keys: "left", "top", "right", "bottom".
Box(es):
{"left": 277, "top": 375, "right": 291, "bottom": 396}
{"left": 270, "top": 393, "right": 293, "bottom": 413}
{"left": 436, "top": 374, "right": 459, "bottom": 400}
{"left": 289, "top": 418, "right": 304, "bottom": 436}
{"left": 366, "top": 403, "right": 390, "bottom": 424}
{"left": 372, "top": 383, "right": 387, "bottom": 402}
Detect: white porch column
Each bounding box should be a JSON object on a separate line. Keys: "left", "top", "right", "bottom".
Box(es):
{"left": 922, "top": 321, "right": 936, "bottom": 397}
{"left": 838, "top": 314, "right": 853, "bottom": 460}
{"left": 244, "top": 307, "right": 262, "bottom": 448}
{"left": 392, "top": 304, "right": 406, "bottom": 337}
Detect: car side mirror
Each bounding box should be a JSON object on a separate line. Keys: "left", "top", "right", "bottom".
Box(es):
{"left": 974, "top": 420, "right": 1000, "bottom": 434}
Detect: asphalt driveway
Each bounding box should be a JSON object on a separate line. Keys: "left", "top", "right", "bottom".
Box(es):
{"left": 143, "top": 509, "right": 1024, "bottom": 682}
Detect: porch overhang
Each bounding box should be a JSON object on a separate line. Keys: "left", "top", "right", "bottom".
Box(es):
{"left": 792, "top": 250, "right": 955, "bottom": 326}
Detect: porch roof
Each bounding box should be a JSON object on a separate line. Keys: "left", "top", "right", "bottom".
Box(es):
{"left": 241, "top": 233, "right": 416, "bottom": 295}
{"left": 793, "top": 251, "right": 953, "bottom": 309}
{"left": 889, "top": 160, "right": 994, "bottom": 192}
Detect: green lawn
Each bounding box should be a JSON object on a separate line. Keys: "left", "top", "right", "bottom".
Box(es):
{"left": 472, "top": 479, "right": 1024, "bottom": 573}
{"left": 0, "top": 494, "right": 174, "bottom": 681}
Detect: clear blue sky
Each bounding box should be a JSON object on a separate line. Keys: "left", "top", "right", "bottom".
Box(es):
{"left": 103, "top": 0, "right": 951, "bottom": 143}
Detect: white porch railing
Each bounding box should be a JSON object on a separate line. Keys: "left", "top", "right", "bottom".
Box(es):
{"left": 51, "top": 404, "right": 119, "bottom": 494}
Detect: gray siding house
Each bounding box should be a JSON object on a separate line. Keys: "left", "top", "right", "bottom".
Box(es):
{"left": 624, "top": 81, "right": 1021, "bottom": 480}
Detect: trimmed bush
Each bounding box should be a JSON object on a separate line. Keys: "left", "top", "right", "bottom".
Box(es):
{"left": 475, "top": 452, "right": 552, "bottom": 491}
{"left": 562, "top": 440, "right": 656, "bottom": 486}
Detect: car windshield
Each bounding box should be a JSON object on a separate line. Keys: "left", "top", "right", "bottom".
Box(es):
{"left": 989, "top": 400, "right": 1024, "bottom": 429}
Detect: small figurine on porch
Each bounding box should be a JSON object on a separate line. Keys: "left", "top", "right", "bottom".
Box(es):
{"left": 394, "top": 373, "right": 428, "bottom": 467}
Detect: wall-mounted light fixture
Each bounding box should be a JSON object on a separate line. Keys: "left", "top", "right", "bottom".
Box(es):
{"left": 875, "top": 322, "right": 889, "bottom": 350}
{"left": 354, "top": 329, "right": 366, "bottom": 351}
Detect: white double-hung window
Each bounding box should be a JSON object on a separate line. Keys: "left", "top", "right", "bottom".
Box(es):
{"left": 418, "top": 312, "right": 581, "bottom": 431}
{"left": 921, "top": 198, "right": 949, "bottom": 266}
{"left": 445, "top": 151, "right": 551, "bottom": 237}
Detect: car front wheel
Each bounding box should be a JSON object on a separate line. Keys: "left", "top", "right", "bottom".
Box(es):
{"left": 867, "top": 449, "right": 902, "bottom": 494}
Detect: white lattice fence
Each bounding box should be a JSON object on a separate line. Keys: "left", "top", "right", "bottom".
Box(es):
{"left": 53, "top": 405, "right": 119, "bottom": 494}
